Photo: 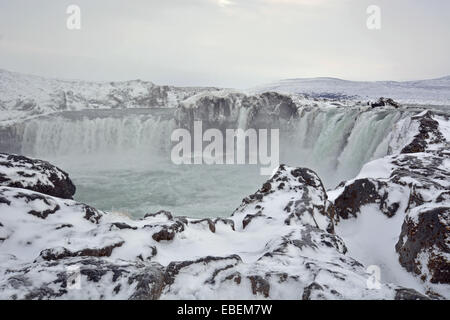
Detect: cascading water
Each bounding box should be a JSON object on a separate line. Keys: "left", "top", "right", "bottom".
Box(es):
{"left": 20, "top": 112, "right": 264, "bottom": 218}
{"left": 280, "top": 106, "right": 405, "bottom": 186}
{"left": 18, "top": 106, "right": 408, "bottom": 218}
{"left": 22, "top": 115, "right": 176, "bottom": 157}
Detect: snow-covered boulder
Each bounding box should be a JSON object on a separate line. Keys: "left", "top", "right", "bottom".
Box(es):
{"left": 371, "top": 97, "right": 401, "bottom": 108}
{"left": 333, "top": 178, "right": 401, "bottom": 220}
{"left": 332, "top": 150, "right": 450, "bottom": 288}
{"left": 400, "top": 111, "right": 446, "bottom": 153}
{"left": 0, "top": 153, "right": 76, "bottom": 199}
{"left": 330, "top": 110, "right": 450, "bottom": 294}
{"left": 396, "top": 206, "right": 449, "bottom": 284}
{"left": 232, "top": 165, "right": 334, "bottom": 233}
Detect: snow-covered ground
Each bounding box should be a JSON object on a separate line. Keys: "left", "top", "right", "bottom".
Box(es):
{"left": 0, "top": 69, "right": 219, "bottom": 125}
{"left": 253, "top": 76, "right": 450, "bottom": 106}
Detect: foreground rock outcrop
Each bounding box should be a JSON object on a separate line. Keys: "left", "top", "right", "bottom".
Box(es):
{"left": 0, "top": 153, "right": 75, "bottom": 199}
{"left": 331, "top": 111, "right": 450, "bottom": 293}
{"left": 0, "top": 160, "right": 429, "bottom": 300}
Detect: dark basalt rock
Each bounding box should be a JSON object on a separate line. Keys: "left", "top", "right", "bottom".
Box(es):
{"left": 302, "top": 282, "right": 324, "bottom": 300}
{"left": 144, "top": 210, "right": 173, "bottom": 221}
{"left": 164, "top": 255, "right": 242, "bottom": 286}
{"left": 242, "top": 212, "right": 265, "bottom": 229}
{"left": 234, "top": 165, "right": 333, "bottom": 232}
{"left": 2, "top": 258, "right": 167, "bottom": 300}
{"left": 0, "top": 221, "right": 5, "bottom": 241}
{"left": 39, "top": 241, "right": 125, "bottom": 261}
{"left": 302, "top": 282, "right": 343, "bottom": 300}
{"left": 83, "top": 205, "right": 103, "bottom": 224}
{"left": 333, "top": 178, "right": 401, "bottom": 219}
{"left": 11, "top": 191, "right": 61, "bottom": 219}
{"left": 213, "top": 218, "right": 235, "bottom": 231}
{"left": 253, "top": 92, "right": 299, "bottom": 121}
{"left": 128, "top": 265, "right": 166, "bottom": 300}
{"left": 290, "top": 167, "right": 323, "bottom": 188}
{"left": 151, "top": 228, "right": 176, "bottom": 242}
{"left": 29, "top": 205, "right": 61, "bottom": 219}
{"left": 267, "top": 226, "right": 347, "bottom": 257}
{"left": 395, "top": 207, "right": 450, "bottom": 284}
{"left": 0, "top": 196, "right": 11, "bottom": 206}
{"left": 176, "top": 92, "right": 245, "bottom": 130}
{"left": 394, "top": 288, "right": 430, "bottom": 300}
{"left": 401, "top": 111, "right": 445, "bottom": 154}
{"left": 248, "top": 275, "right": 270, "bottom": 298}
{"left": 150, "top": 220, "right": 185, "bottom": 242}
{"left": 0, "top": 153, "right": 76, "bottom": 199}
{"left": 110, "top": 222, "right": 138, "bottom": 231}
{"left": 333, "top": 142, "right": 449, "bottom": 286}
{"left": 371, "top": 97, "right": 400, "bottom": 108}
{"left": 55, "top": 224, "right": 73, "bottom": 230}
{"left": 137, "top": 246, "right": 158, "bottom": 262}
{"left": 176, "top": 91, "right": 298, "bottom": 131}
{"left": 189, "top": 218, "right": 216, "bottom": 233}
{"left": 23, "top": 286, "right": 67, "bottom": 300}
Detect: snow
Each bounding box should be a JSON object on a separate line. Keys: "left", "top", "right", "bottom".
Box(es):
{"left": 335, "top": 204, "right": 425, "bottom": 293}
{"left": 436, "top": 115, "right": 450, "bottom": 141}
{"left": 253, "top": 76, "right": 450, "bottom": 106}
{"left": 330, "top": 117, "right": 450, "bottom": 298}
{"left": 0, "top": 69, "right": 219, "bottom": 125}
{"left": 0, "top": 165, "right": 417, "bottom": 300}
{"left": 355, "top": 156, "right": 394, "bottom": 180}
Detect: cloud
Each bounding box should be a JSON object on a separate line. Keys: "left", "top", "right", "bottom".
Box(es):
{"left": 264, "top": 0, "right": 328, "bottom": 4}
{"left": 217, "top": 0, "right": 234, "bottom": 7}
{"left": 0, "top": 0, "right": 449, "bottom": 87}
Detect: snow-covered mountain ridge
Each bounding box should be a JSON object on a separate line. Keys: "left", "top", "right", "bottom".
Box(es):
{"left": 254, "top": 75, "right": 450, "bottom": 106}
{"left": 0, "top": 69, "right": 219, "bottom": 124}
{"left": 2, "top": 69, "right": 450, "bottom": 126}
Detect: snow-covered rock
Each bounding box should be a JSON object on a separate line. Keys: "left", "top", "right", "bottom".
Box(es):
{"left": 400, "top": 111, "right": 446, "bottom": 153}
{"left": 0, "top": 153, "right": 75, "bottom": 199}
{"left": 232, "top": 166, "right": 334, "bottom": 233}
{"left": 396, "top": 206, "right": 449, "bottom": 285}
{"left": 330, "top": 111, "right": 449, "bottom": 296}
{"left": 371, "top": 97, "right": 401, "bottom": 109}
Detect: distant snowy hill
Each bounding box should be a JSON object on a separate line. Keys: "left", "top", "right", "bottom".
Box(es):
{"left": 0, "top": 69, "right": 219, "bottom": 124}
{"left": 254, "top": 76, "right": 450, "bottom": 106}
{"left": 2, "top": 69, "right": 450, "bottom": 125}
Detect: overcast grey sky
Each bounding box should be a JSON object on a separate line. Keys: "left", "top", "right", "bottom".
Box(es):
{"left": 0, "top": 0, "right": 449, "bottom": 88}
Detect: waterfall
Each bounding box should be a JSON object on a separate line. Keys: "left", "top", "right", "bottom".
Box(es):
{"left": 281, "top": 107, "right": 405, "bottom": 187}
{"left": 21, "top": 115, "right": 177, "bottom": 159}
{"left": 13, "top": 105, "right": 411, "bottom": 218}
{"left": 19, "top": 106, "right": 407, "bottom": 188}
{"left": 237, "top": 106, "right": 250, "bottom": 130}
